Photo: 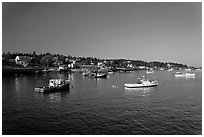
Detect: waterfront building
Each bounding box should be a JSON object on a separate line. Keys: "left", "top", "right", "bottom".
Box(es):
{"left": 15, "top": 56, "right": 31, "bottom": 67}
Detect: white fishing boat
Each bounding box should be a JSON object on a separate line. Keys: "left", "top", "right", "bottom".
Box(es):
{"left": 185, "top": 72, "right": 196, "bottom": 76}
{"left": 124, "top": 77, "right": 158, "bottom": 88}
{"left": 175, "top": 72, "right": 195, "bottom": 77}
{"left": 175, "top": 72, "right": 185, "bottom": 77}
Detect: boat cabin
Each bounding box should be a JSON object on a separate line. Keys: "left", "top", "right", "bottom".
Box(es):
{"left": 49, "top": 79, "right": 66, "bottom": 88}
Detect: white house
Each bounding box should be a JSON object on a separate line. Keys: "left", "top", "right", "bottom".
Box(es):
{"left": 15, "top": 56, "right": 31, "bottom": 67}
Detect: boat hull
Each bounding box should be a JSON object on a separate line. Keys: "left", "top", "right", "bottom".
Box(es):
{"left": 185, "top": 73, "right": 195, "bottom": 76}
{"left": 35, "top": 83, "right": 70, "bottom": 94}
{"left": 175, "top": 74, "right": 185, "bottom": 77}
{"left": 124, "top": 83, "right": 158, "bottom": 88}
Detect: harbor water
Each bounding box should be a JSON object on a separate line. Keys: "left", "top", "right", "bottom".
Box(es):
{"left": 2, "top": 70, "right": 202, "bottom": 135}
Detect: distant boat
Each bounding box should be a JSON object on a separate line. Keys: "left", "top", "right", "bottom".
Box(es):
{"left": 195, "top": 68, "right": 201, "bottom": 71}
{"left": 146, "top": 70, "right": 154, "bottom": 74}
{"left": 175, "top": 72, "right": 185, "bottom": 77}
{"left": 124, "top": 77, "right": 158, "bottom": 88}
{"left": 94, "top": 73, "right": 108, "bottom": 78}
{"left": 175, "top": 71, "right": 196, "bottom": 77}
{"left": 83, "top": 71, "right": 91, "bottom": 76}
{"left": 185, "top": 68, "right": 192, "bottom": 71}
{"left": 41, "top": 68, "right": 51, "bottom": 73}
{"left": 108, "top": 71, "right": 114, "bottom": 74}
{"left": 35, "top": 79, "right": 70, "bottom": 93}
{"left": 167, "top": 68, "right": 173, "bottom": 71}
{"left": 185, "top": 72, "right": 195, "bottom": 76}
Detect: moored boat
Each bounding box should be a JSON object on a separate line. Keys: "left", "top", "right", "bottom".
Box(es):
{"left": 167, "top": 68, "right": 173, "bottom": 71}
{"left": 124, "top": 78, "right": 158, "bottom": 88}
{"left": 185, "top": 72, "right": 196, "bottom": 76}
{"left": 35, "top": 79, "right": 70, "bottom": 93}
{"left": 175, "top": 71, "right": 195, "bottom": 77}
{"left": 108, "top": 71, "right": 114, "bottom": 74}
{"left": 94, "top": 73, "right": 108, "bottom": 78}
{"left": 146, "top": 70, "right": 154, "bottom": 74}
{"left": 83, "top": 71, "right": 91, "bottom": 76}
{"left": 175, "top": 72, "right": 185, "bottom": 77}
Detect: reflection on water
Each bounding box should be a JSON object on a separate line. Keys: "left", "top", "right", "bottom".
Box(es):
{"left": 124, "top": 87, "right": 155, "bottom": 96}
{"left": 185, "top": 75, "right": 195, "bottom": 79}
{"left": 44, "top": 92, "right": 69, "bottom": 104}
{"left": 48, "top": 93, "right": 62, "bottom": 103}
{"left": 34, "top": 91, "right": 44, "bottom": 99}
{"left": 15, "top": 77, "right": 20, "bottom": 93}
{"left": 68, "top": 73, "right": 75, "bottom": 86}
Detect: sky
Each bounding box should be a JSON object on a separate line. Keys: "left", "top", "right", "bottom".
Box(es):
{"left": 2, "top": 2, "right": 202, "bottom": 67}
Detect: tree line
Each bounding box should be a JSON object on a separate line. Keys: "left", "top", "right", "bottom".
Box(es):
{"left": 2, "top": 51, "right": 188, "bottom": 69}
